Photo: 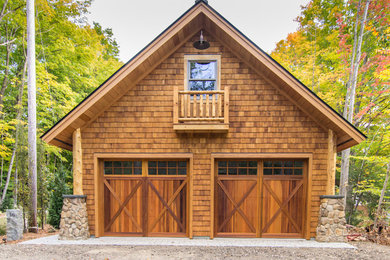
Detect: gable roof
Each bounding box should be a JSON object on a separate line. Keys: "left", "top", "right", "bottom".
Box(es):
{"left": 41, "top": 0, "right": 366, "bottom": 152}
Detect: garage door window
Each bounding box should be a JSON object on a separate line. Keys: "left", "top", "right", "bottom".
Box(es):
{"left": 103, "top": 160, "right": 142, "bottom": 175}
{"left": 263, "top": 160, "right": 304, "bottom": 175}
{"left": 148, "top": 160, "right": 187, "bottom": 175}
{"left": 217, "top": 160, "right": 257, "bottom": 175}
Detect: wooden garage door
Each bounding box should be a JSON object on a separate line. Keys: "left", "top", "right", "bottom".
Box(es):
{"left": 103, "top": 160, "right": 188, "bottom": 236}
{"left": 215, "top": 160, "right": 259, "bottom": 237}
{"left": 215, "top": 159, "right": 306, "bottom": 238}
{"left": 261, "top": 160, "right": 305, "bottom": 238}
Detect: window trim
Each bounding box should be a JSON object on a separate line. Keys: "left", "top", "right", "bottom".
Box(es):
{"left": 184, "top": 55, "right": 221, "bottom": 91}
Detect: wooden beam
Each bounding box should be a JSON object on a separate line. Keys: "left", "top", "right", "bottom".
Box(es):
{"left": 173, "top": 123, "right": 229, "bottom": 132}
{"left": 173, "top": 86, "right": 179, "bottom": 124}
{"left": 211, "top": 153, "right": 313, "bottom": 159}
{"left": 189, "top": 156, "right": 194, "bottom": 239}
{"left": 210, "top": 157, "right": 215, "bottom": 239}
{"left": 326, "top": 129, "right": 337, "bottom": 195}
{"left": 94, "top": 153, "right": 193, "bottom": 160}
{"left": 224, "top": 86, "right": 229, "bottom": 124}
{"left": 94, "top": 156, "right": 103, "bottom": 237}
{"left": 305, "top": 157, "right": 312, "bottom": 240}
{"left": 73, "top": 128, "right": 83, "bottom": 195}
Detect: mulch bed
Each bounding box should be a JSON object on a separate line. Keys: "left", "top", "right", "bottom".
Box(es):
{"left": 347, "top": 224, "right": 390, "bottom": 246}
{"left": 0, "top": 224, "right": 58, "bottom": 245}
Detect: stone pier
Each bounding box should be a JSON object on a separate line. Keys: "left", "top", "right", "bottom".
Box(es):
{"left": 59, "top": 195, "right": 89, "bottom": 240}
{"left": 316, "top": 195, "right": 347, "bottom": 242}
{"left": 6, "top": 209, "right": 23, "bottom": 241}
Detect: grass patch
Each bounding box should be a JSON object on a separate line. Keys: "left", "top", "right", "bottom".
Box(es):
{"left": 0, "top": 215, "right": 6, "bottom": 235}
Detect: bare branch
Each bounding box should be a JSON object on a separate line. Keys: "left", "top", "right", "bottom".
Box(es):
{"left": 0, "top": 38, "right": 16, "bottom": 46}
{"left": 0, "top": 0, "right": 8, "bottom": 21}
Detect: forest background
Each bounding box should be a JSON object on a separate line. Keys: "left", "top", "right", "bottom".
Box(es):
{"left": 0, "top": 0, "right": 388, "bottom": 230}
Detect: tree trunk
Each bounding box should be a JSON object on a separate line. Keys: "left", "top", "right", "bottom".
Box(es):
{"left": 374, "top": 162, "right": 390, "bottom": 229}
{"left": 0, "top": 146, "right": 16, "bottom": 208}
{"left": 27, "top": 0, "right": 38, "bottom": 232}
{"left": 0, "top": 34, "right": 11, "bottom": 114}
{"left": 0, "top": 0, "right": 9, "bottom": 23}
{"left": 12, "top": 60, "right": 26, "bottom": 209}
{"left": 0, "top": 59, "right": 26, "bottom": 209}
{"left": 348, "top": 126, "right": 383, "bottom": 222}
{"left": 339, "top": 0, "right": 371, "bottom": 207}
{"left": 1, "top": 133, "right": 3, "bottom": 187}
{"left": 13, "top": 166, "right": 18, "bottom": 208}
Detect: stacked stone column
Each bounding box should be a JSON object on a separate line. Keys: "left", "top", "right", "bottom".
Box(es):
{"left": 59, "top": 195, "right": 90, "bottom": 240}
{"left": 6, "top": 209, "right": 23, "bottom": 241}
{"left": 316, "top": 195, "right": 347, "bottom": 242}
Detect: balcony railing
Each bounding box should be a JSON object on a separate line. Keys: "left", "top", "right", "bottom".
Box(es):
{"left": 173, "top": 86, "right": 229, "bottom": 132}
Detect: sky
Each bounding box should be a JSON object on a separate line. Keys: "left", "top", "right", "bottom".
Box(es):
{"left": 86, "top": 0, "right": 310, "bottom": 62}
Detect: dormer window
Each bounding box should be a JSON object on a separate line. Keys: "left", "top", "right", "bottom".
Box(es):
{"left": 184, "top": 55, "right": 221, "bottom": 91}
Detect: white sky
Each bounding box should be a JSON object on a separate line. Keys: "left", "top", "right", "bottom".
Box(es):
{"left": 86, "top": 0, "right": 310, "bottom": 62}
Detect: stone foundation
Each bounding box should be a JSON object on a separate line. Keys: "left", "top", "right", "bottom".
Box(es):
{"left": 59, "top": 195, "right": 90, "bottom": 240}
{"left": 316, "top": 195, "right": 347, "bottom": 242}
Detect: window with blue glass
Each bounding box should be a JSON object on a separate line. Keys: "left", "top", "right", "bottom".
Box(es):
{"left": 188, "top": 60, "right": 217, "bottom": 91}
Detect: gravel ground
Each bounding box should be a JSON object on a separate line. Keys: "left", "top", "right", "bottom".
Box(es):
{"left": 0, "top": 242, "right": 389, "bottom": 260}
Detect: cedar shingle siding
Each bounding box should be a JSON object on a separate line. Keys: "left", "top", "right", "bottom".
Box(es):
{"left": 82, "top": 34, "right": 328, "bottom": 237}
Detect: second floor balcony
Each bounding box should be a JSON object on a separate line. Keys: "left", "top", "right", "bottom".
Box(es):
{"left": 173, "top": 86, "right": 229, "bottom": 133}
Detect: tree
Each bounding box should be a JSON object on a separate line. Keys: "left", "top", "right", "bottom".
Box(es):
{"left": 340, "top": 0, "right": 370, "bottom": 206}
{"left": 272, "top": 0, "right": 390, "bottom": 225}
{"left": 375, "top": 162, "right": 390, "bottom": 228}
{"left": 27, "top": 0, "right": 38, "bottom": 232}
{"left": 0, "top": 0, "right": 122, "bottom": 230}
{"left": 48, "top": 160, "right": 72, "bottom": 228}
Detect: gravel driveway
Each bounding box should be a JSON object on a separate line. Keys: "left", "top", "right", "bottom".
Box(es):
{"left": 0, "top": 242, "right": 389, "bottom": 259}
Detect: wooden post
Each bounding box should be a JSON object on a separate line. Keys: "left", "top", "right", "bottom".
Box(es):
{"left": 212, "top": 94, "right": 216, "bottom": 117}
{"left": 173, "top": 86, "right": 179, "bottom": 124}
{"left": 206, "top": 94, "right": 210, "bottom": 118}
{"left": 187, "top": 94, "right": 191, "bottom": 118}
{"left": 326, "top": 129, "right": 337, "bottom": 195}
{"left": 200, "top": 94, "right": 204, "bottom": 118}
{"left": 73, "top": 128, "right": 83, "bottom": 195}
{"left": 224, "top": 86, "right": 229, "bottom": 124}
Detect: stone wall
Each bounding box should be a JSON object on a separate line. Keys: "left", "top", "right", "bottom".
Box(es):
{"left": 316, "top": 195, "right": 347, "bottom": 242}
{"left": 59, "top": 195, "right": 90, "bottom": 240}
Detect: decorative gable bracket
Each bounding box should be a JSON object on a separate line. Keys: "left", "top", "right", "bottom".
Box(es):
{"left": 173, "top": 86, "right": 229, "bottom": 133}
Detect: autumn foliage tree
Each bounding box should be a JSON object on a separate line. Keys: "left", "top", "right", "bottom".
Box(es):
{"left": 0, "top": 0, "right": 122, "bottom": 227}
{"left": 272, "top": 0, "right": 390, "bottom": 225}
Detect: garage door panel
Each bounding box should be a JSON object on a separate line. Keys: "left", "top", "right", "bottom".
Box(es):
{"left": 104, "top": 178, "right": 143, "bottom": 234}
{"left": 262, "top": 179, "right": 304, "bottom": 236}
{"left": 147, "top": 178, "right": 187, "bottom": 234}
{"left": 216, "top": 179, "right": 258, "bottom": 235}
